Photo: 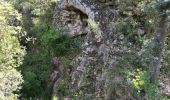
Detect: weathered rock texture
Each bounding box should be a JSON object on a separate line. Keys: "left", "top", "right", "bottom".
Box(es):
{"left": 53, "top": 0, "right": 117, "bottom": 38}
{"left": 53, "top": 0, "right": 134, "bottom": 99}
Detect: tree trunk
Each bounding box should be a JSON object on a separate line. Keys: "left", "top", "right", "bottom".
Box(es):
{"left": 151, "top": 10, "right": 168, "bottom": 83}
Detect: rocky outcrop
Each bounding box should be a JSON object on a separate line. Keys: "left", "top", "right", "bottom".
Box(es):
{"left": 53, "top": 0, "right": 118, "bottom": 38}
{"left": 53, "top": 0, "right": 134, "bottom": 99}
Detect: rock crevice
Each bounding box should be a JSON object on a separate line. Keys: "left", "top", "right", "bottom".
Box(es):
{"left": 53, "top": 0, "right": 133, "bottom": 99}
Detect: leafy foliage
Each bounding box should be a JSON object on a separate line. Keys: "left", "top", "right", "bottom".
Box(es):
{"left": 128, "top": 69, "right": 158, "bottom": 99}
{"left": 21, "top": 28, "right": 81, "bottom": 98}
{"left": 0, "top": 0, "right": 26, "bottom": 99}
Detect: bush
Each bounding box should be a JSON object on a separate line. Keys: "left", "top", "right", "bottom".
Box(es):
{"left": 127, "top": 68, "right": 159, "bottom": 99}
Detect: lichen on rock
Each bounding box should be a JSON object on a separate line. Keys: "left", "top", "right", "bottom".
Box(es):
{"left": 53, "top": 0, "right": 134, "bottom": 99}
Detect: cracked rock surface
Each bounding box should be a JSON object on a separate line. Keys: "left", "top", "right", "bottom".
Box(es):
{"left": 53, "top": 0, "right": 134, "bottom": 99}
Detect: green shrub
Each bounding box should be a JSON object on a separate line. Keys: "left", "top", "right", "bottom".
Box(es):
{"left": 127, "top": 68, "right": 159, "bottom": 99}
{"left": 21, "top": 27, "right": 82, "bottom": 98}
{"left": 40, "top": 28, "right": 82, "bottom": 56}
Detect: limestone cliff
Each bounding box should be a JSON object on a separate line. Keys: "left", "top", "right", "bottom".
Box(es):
{"left": 53, "top": 0, "right": 135, "bottom": 99}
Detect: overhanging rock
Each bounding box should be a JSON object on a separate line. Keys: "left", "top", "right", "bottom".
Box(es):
{"left": 53, "top": 0, "right": 118, "bottom": 37}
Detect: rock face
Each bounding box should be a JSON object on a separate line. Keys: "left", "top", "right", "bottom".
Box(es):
{"left": 53, "top": 0, "right": 134, "bottom": 99}
{"left": 53, "top": 0, "right": 118, "bottom": 38}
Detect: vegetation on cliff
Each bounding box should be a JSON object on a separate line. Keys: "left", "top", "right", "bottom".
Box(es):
{"left": 0, "top": 0, "right": 170, "bottom": 99}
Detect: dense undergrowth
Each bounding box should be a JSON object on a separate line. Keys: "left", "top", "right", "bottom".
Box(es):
{"left": 1, "top": 0, "right": 170, "bottom": 99}
{"left": 21, "top": 30, "right": 82, "bottom": 98}
{"left": 10, "top": 0, "right": 82, "bottom": 99}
